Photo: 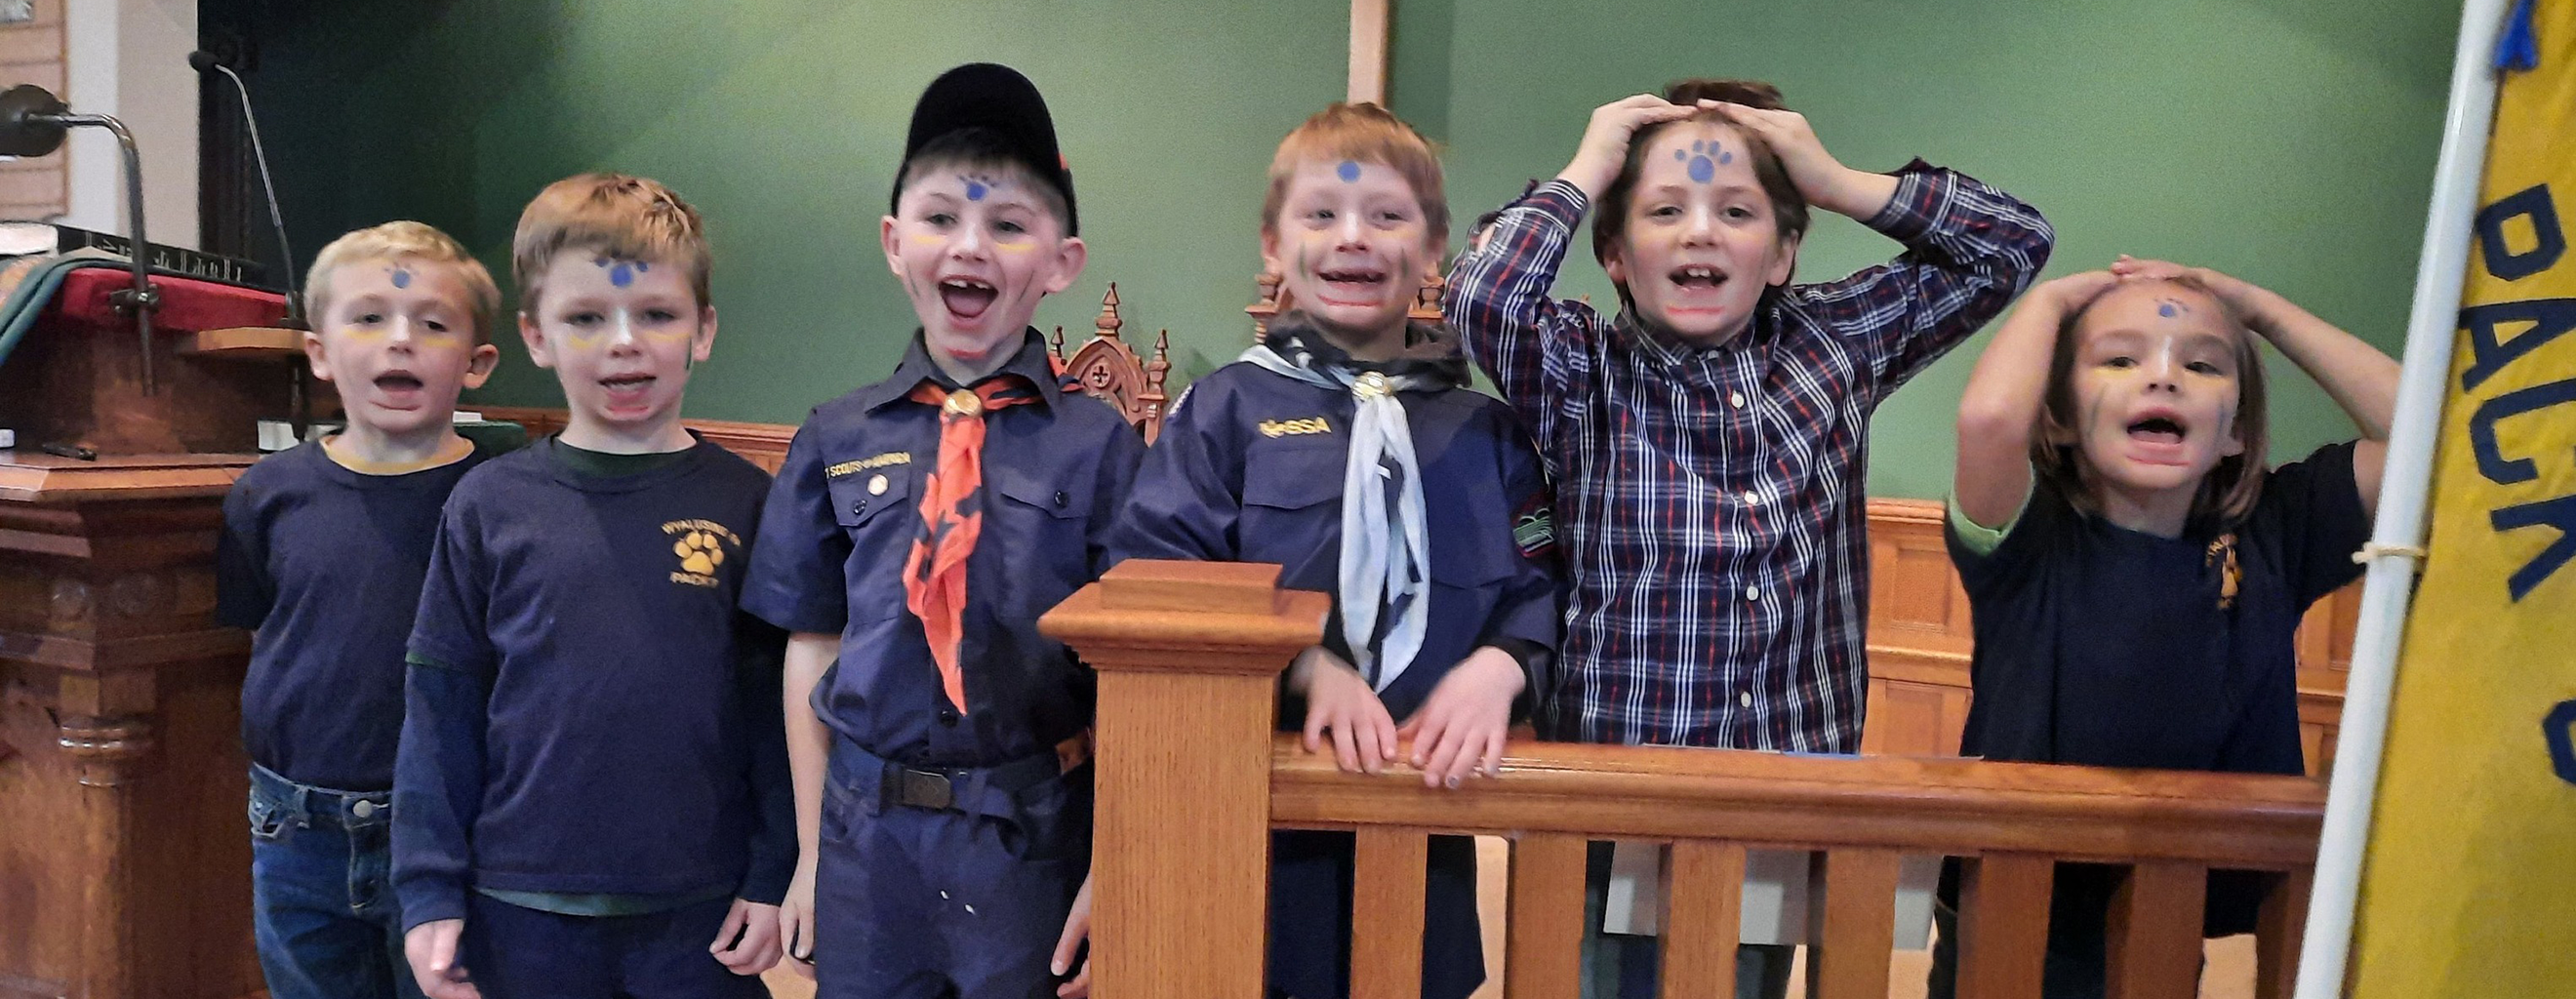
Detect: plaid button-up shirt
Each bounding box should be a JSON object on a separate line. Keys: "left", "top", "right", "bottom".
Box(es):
{"left": 1444, "top": 163, "right": 2051, "bottom": 752}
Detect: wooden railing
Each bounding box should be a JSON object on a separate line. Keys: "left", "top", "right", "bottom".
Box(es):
{"left": 1043, "top": 561, "right": 2326, "bottom": 999}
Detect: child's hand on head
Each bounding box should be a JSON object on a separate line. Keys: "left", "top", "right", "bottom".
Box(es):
{"left": 2035, "top": 269, "right": 2121, "bottom": 312}
{"left": 1292, "top": 645, "right": 1399, "bottom": 775}
{"left": 1701, "top": 100, "right": 1894, "bottom": 219}
{"left": 709, "top": 899, "right": 783, "bottom": 976}
{"left": 1559, "top": 95, "right": 1698, "bottom": 199}
{"left": 2110, "top": 257, "right": 2278, "bottom": 330}
{"left": 1396, "top": 646, "right": 1525, "bottom": 790}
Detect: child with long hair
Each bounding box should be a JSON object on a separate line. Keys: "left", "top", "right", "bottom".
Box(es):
{"left": 1932, "top": 256, "right": 2398, "bottom": 997}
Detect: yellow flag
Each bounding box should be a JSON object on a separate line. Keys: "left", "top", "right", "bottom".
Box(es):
{"left": 2353, "top": 3, "right": 2576, "bottom": 994}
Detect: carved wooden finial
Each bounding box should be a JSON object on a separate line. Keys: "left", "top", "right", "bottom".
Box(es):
{"left": 1096, "top": 283, "right": 1124, "bottom": 340}
{"left": 1412, "top": 271, "right": 1447, "bottom": 323}
{"left": 1051, "top": 324, "right": 1067, "bottom": 360}
{"left": 1247, "top": 270, "right": 1286, "bottom": 340}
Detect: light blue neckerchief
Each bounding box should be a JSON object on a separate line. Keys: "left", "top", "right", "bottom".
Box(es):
{"left": 1239, "top": 339, "right": 1431, "bottom": 692}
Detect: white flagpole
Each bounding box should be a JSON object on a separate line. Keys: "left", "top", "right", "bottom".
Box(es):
{"left": 2293, "top": 0, "right": 2511, "bottom": 995}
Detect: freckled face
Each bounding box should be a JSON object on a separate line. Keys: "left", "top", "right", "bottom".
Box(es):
{"left": 2068, "top": 282, "right": 2249, "bottom": 498}
{"left": 520, "top": 250, "right": 712, "bottom": 431}
{"left": 1607, "top": 121, "right": 1796, "bottom": 346}
{"left": 1263, "top": 158, "right": 1435, "bottom": 345}
{"left": 881, "top": 165, "right": 1085, "bottom": 372}
{"left": 306, "top": 259, "right": 496, "bottom": 437}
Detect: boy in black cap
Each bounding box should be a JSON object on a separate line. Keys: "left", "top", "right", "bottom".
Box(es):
{"left": 742, "top": 62, "right": 1141, "bottom": 999}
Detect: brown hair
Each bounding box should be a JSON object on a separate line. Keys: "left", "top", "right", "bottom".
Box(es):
{"left": 2032, "top": 275, "right": 2272, "bottom": 525}
{"left": 511, "top": 173, "right": 710, "bottom": 314}
{"left": 1591, "top": 79, "right": 1810, "bottom": 294}
{"left": 304, "top": 220, "right": 501, "bottom": 345}
{"left": 1262, "top": 101, "right": 1449, "bottom": 249}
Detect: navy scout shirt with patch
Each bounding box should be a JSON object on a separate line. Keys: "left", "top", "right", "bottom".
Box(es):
{"left": 1108, "top": 359, "right": 1561, "bottom": 722}
{"left": 742, "top": 330, "right": 1145, "bottom": 769}
{"left": 392, "top": 436, "right": 794, "bottom": 930}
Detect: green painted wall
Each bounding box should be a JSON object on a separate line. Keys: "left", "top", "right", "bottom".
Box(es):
{"left": 1395, "top": 0, "right": 2457, "bottom": 498}
{"left": 226, "top": 0, "right": 1345, "bottom": 422}
{"left": 229, "top": 0, "right": 2459, "bottom": 499}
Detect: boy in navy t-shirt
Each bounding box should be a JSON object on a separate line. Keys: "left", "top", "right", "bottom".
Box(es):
{"left": 392, "top": 174, "right": 793, "bottom": 998}
{"left": 219, "top": 220, "right": 502, "bottom": 999}
{"left": 742, "top": 63, "right": 1140, "bottom": 999}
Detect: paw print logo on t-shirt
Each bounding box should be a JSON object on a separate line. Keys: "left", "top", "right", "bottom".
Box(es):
{"left": 675, "top": 530, "right": 724, "bottom": 576}
{"left": 661, "top": 519, "right": 743, "bottom": 588}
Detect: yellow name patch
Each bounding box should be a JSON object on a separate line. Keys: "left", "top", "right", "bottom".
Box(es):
{"left": 826, "top": 452, "right": 912, "bottom": 478}
{"left": 1259, "top": 417, "right": 1332, "bottom": 438}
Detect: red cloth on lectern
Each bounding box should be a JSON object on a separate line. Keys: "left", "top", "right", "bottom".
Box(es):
{"left": 45, "top": 268, "right": 288, "bottom": 333}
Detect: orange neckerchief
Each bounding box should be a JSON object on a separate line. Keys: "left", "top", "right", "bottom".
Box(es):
{"left": 901, "top": 376, "right": 1042, "bottom": 714}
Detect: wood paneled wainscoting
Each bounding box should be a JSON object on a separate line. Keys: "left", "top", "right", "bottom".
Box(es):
{"left": 476, "top": 412, "right": 2356, "bottom": 779}
{"left": 1862, "top": 499, "right": 2356, "bottom": 777}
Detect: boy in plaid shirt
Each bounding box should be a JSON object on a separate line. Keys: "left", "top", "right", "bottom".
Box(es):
{"left": 1443, "top": 79, "right": 2051, "bottom": 999}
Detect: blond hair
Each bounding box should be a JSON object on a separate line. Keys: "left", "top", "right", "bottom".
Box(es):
{"left": 511, "top": 173, "right": 710, "bottom": 313}
{"left": 303, "top": 220, "right": 501, "bottom": 344}
{"left": 1263, "top": 102, "right": 1449, "bottom": 248}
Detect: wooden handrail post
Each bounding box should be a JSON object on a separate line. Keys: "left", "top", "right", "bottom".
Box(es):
{"left": 1040, "top": 560, "right": 1329, "bottom": 999}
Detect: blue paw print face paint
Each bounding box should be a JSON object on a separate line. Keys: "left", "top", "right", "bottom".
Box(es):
{"left": 595, "top": 255, "right": 649, "bottom": 288}
{"left": 1336, "top": 159, "right": 1362, "bottom": 183}
{"left": 959, "top": 172, "right": 1007, "bottom": 202}
{"left": 2157, "top": 299, "right": 2186, "bottom": 319}
{"left": 1673, "top": 140, "right": 1729, "bottom": 184}
{"left": 389, "top": 266, "right": 413, "bottom": 289}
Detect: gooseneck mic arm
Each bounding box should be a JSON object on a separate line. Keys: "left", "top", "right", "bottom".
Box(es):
{"left": 192, "top": 50, "right": 300, "bottom": 325}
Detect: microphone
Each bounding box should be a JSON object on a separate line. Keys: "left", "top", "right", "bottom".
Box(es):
{"left": 191, "top": 49, "right": 302, "bottom": 325}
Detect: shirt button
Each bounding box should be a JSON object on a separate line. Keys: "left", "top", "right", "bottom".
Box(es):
{"left": 1738, "top": 691, "right": 1753, "bottom": 708}
{"left": 1742, "top": 490, "right": 1763, "bottom": 506}
{"left": 1745, "top": 586, "right": 1761, "bottom": 603}
{"left": 1730, "top": 391, "right": 1749, "bottom": 409}
{"left": 1054, "top": 490, "right": 1069, "bottom": 509}
{"left": 351, "top": 800, "right": 379, "bottom": 819}
{"left": 851, "top": 499, "right": 868, "bottom": 516}
{"left": 938, "top": 709, "right": 959, "bottom": 727}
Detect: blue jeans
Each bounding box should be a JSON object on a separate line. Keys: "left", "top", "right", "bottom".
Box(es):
{"left": 248, "top": 764, "right": 424, "bottom": 999}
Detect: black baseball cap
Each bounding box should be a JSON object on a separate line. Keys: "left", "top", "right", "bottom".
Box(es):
{"left": 892, "top": 62, "right": 1077, "bottom": 236}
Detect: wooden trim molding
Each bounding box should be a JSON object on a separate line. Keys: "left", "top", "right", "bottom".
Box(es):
{"left": 1348, "top": 0, "right": 1389, "bottom": 104}
{"left": 472, "top": 406, "right": 795, "bottom": 473}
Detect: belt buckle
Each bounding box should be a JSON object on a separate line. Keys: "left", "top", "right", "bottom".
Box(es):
{"left": 897, "top": 768, "right": 954, "bottom": 811}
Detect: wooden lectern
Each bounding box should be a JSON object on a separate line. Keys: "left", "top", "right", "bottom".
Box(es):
{"left": 0, "top": 266, "right": 294, "bottom": 999}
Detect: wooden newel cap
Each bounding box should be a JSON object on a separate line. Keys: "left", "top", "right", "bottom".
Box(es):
{"left": 1097, "top": 559, "right": 1282, "bottom": 614}
{"left": 1040, "top": 559, "right": 1328, "bottom": 677}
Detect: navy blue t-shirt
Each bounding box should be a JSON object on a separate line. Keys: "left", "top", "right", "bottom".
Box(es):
{"left": 1945, "top": 442, "right": 2368, "bottom": 939}
{"left": 391, "top": 435, "right": 794, "bottom": 931}
{"left": 742, "top": 330, "right": 1144, "bottom": 769}
{"left": 218, "top": 440, "right": 488, "bottom": 791}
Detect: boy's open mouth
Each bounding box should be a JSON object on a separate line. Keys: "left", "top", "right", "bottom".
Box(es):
{"left": 373, "top": 371, "right": 423, "bottom": 392}
{"left": 599, "top": 372, "right": 656, "bottom": 401}
{"left": 2126, "top": 415, "right": 2188, "bottom": 446}
{"left": 939, "top": 277, "right": 997, "bottom": 320}
{"left": 1315, "top": 266, "right": 1389, "bottom": 302}
{"left": 1669, "top": 264, "right": 1729, "bottom": 291}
